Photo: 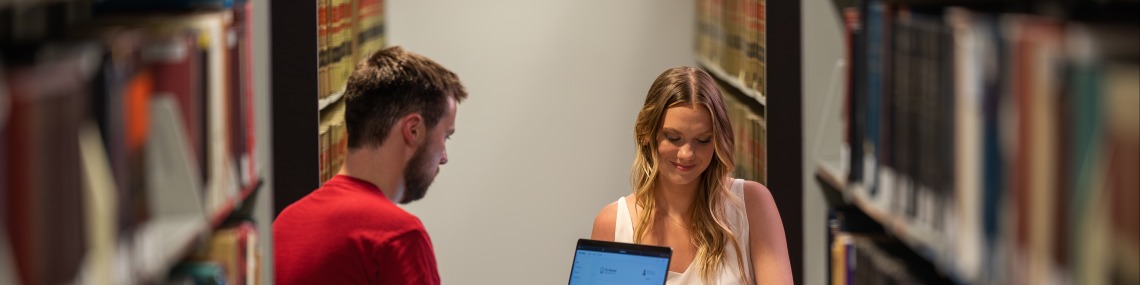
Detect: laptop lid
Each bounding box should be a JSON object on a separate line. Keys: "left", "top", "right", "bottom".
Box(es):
{"left": 568, "top": 239, "right": 672, "bottom": 285}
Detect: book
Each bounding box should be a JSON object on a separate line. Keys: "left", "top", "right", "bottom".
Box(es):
{"left": 238, "top": 0, "right": 258, "bottom": 186}
{"left": 946, "top": 8, "right": 983, "bottom": 281}
{"left": 168, "top": 262, "right": 227, "bottom": 285}
{"left": 193, "top": 221, "right": 259, "bottom": 285}
{"left": 319, "top": 0, "right": 329, "bottom": 99}
{"left": 721, "top": 0, "right": 743, "bottom": 78}
{"left": 2, "top": 40, "right": 100, "bottom": 285}
{"left": 0, "top": 67, "right": 11, "bottom": 285}
{"left": 1102, "top": 62, "right": 1140, "bottom": 285}
{"left": 328, "top": 0, "right": 343, "bottom": 95}
{"left": 845, "top": 6, "right": 863, "bottom": 186}
{"left": 77, "top": 121, "right": 120, "bottom": 285}
{"left": 863, "top": 0, "right": 888, "bottom": 196}
{"left": 94, "top": 0, "right": 236, "bottom": 12}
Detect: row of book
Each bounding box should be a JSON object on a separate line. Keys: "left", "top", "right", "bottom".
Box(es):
{"left": 695, "top": 0, "right": 765, "bottom": 96}
{"left": 831, "top": 234, "right": 911, "bottom": 285}
{"left": 830, "top": 232, "right": 954, "bottom": 285}
{"left": 723, "top": 87, "right": 767, "bottom": 184}
{"left": 319, "top": 99, "right": 347, "bottom": 184}
{"left": 317, "top": 0, "right": 385, "bottom": 100}
{"left": 1, "top": 0, "right": 262, "bottom": 284}
{"left": 839, "top": 2, "right": 1138, "bottom": 284}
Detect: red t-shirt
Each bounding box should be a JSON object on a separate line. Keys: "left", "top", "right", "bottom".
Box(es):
{"left": 274, "top": 175, "right": 440, "bottom": 285}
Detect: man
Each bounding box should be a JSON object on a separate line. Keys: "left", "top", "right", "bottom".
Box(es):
{"left": 274, "top": 46, "right": 467, "bottom": 285}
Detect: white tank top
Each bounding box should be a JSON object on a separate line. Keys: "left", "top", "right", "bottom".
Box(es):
{"left": 615, "top": 179, "right": 754, "bottom": 285}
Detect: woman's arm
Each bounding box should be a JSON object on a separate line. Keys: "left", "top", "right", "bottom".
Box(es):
{"left": 743, "top": 181, "right": 794, "bottom": 285}
{"left": 590, "top": 201, "right": 618, "bottom": 241}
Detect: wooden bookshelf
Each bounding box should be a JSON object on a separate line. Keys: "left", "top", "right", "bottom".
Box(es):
{"left": 318, "top": 88, "right": 345, "bottom": 111}
{"left": 698, "top": 57, "right": 767, "bottom": 107}
{"left": 816, "top": 162, "right": 969, "bottom": 284}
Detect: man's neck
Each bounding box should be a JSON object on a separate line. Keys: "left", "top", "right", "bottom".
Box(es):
{"left": 338, "top": 146, "right": 406, "bottom": 203}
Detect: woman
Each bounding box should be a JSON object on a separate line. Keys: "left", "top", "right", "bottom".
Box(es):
{"left": 591, "top": 67, "right": 793, "bottom": 284}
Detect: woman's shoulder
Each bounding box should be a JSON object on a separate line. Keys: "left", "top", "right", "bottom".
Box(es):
{"left": 738, "top": 180, "right": 775, "bottom": 210}
{"left": 590, "top": 197, "right": 626, "bottom": 241}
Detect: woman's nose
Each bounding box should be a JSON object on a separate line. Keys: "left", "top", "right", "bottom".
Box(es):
{"left": 677, "top": 144, "right": 693, "bottom": 161}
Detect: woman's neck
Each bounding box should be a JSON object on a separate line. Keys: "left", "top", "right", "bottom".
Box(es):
{"left": 654, "top": 178, "right": 700, "bottom": 218}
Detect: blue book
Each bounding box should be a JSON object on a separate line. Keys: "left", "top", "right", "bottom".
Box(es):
{"left": 863, "top": 0, "right": 885, "bottom": 195}
{"left": 978, "top": 15, "right": 1004, "bottom": 247}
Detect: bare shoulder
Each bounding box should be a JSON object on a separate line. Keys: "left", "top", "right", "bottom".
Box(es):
{"left": 741, "top": 180, "right": 776, "bottom": 207}
{"left": 740, "top": 180, "right": 783, "bottom": 225}
{"left": 740, "top": 181, "right": 794, "bottom": 284}
{"left": 590, "top": 201, "right": 619, "bottom": 241}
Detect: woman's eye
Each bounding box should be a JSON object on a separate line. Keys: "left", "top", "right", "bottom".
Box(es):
{"left": 665, "top": 136, "right": 680, "bottom": 141}
{"left": 696, "top": 138, "right": 712, "bottom": 144}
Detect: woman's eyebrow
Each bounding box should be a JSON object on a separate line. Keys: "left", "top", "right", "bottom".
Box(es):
{"left": 661, "top": 128, "right": 713, "bottom": 136}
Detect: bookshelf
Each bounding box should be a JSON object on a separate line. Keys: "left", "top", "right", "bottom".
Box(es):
{"left": 698, "top": 57, "right": 767, "bottom": 107}
{"left": 819, "top": 0, "right": 1139, "bottom": 284}
{"left": 694, "top": 0, "right": 804, "bottom": 283}
{"left": 271, "top": 0, "right": 385, "bottom": 214}
{"left": 317, "top": 89, "right": 345, "bottom": 111}
{"left": 2, "top": 0, "right": 269, "bottom": 284}
{"left": 817, "top": 162, "right": 969, "bottom": 284}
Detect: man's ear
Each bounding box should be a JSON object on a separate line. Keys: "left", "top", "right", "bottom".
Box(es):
{"left": 400, "top": 113, "right": 424, "bottom": 147}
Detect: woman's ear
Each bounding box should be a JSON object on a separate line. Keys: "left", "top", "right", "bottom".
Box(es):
{"left": 400, "top": 113, "right": 424, "bottom": 146}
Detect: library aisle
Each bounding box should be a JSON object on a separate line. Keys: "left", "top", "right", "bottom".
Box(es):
{"left": 8, "top": 0, "right": 1135, "bottom": 284}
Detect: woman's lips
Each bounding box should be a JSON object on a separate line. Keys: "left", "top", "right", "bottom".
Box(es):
{"left": 672, "top": 161, "right": 695, "bottom": 172}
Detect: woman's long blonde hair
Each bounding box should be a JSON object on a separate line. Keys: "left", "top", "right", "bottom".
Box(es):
{"left": 630, "top": 67, "right": 748, "bottom": 283}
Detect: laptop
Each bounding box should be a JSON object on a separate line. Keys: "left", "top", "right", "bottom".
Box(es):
{"left": 568, "top": 239, "right": 672, "bottom": 285}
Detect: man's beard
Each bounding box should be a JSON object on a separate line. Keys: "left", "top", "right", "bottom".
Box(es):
{"left": 400, "top": 139, "right": 437, "bottom": 204}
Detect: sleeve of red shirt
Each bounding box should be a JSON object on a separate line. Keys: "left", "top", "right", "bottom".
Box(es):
{"left": 374, "top": 228, "right": 441, "bottom": 285}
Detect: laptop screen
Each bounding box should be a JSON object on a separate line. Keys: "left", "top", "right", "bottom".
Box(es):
{"left": 568, "top": 239, "right": 671, "bottom": 285}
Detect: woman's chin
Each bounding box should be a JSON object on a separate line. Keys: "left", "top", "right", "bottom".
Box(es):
{"left": 661, "top": 173, "right": 699, "bottom": 187}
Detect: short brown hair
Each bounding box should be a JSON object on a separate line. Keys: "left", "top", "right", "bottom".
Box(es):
{"left": 344, "top": 46, "right": 467, "bottom": 149}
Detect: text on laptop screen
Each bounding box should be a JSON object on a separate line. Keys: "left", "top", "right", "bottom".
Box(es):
{"left": 569, "top": 243, "right": 670, "bottom": 285}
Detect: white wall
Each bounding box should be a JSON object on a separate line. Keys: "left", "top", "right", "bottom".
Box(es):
{"left": 387, "top": 0, "right": 695, "bottom": 283}
{"left": 802, "top": 1, "right": 846, "bottom": 285}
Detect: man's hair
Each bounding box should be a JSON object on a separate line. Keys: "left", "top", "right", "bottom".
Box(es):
{"left": 343, "top": 46, "right": 468, "bottom": 149}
